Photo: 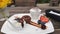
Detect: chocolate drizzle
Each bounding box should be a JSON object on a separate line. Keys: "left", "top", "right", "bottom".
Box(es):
{"left": 15, "top": 18, "right": 24, "bottom": 28}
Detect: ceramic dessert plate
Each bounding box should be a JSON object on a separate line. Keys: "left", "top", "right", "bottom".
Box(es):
{"left": 1, "top": 14, "right": 54, "bottom": 34}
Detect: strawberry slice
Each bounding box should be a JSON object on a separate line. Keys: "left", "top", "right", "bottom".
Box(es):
{"left": 40, "top": 16, "right": 49, "bottom": 23}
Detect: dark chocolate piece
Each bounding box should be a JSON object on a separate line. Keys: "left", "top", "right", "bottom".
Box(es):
{"left": 22, "top": 15, "right": 31, "bottom": 24}
{"left": 41, "top": 24, "right": 46, "bottom": 30}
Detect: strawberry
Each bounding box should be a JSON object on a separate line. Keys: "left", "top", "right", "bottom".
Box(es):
{"left": 40, "top": 16, "right": 49, "bottom": 23}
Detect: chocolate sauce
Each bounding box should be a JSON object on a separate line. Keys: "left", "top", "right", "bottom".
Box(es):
{"left": 15, "top": 18, "right": 24, "bottom": 28}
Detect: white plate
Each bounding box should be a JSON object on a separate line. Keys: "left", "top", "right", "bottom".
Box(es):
{"left": 1, "top": 13, "right": 54, "bottom": 34}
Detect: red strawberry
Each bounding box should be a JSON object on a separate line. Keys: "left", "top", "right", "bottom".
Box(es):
{"left": 40, "top": 16, "right": 49, "bottom": 23}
